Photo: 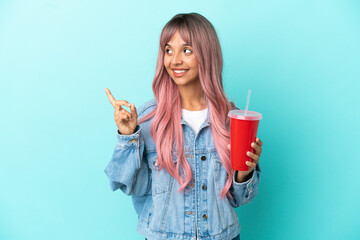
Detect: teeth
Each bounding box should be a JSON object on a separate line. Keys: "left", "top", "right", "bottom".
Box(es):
{"left": 174, "top": 70, "right": 186, "bottom": 73}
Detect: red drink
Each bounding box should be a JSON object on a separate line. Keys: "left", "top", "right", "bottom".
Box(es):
{"left": 228, "top": 110, "right": 262, "bottom": 171}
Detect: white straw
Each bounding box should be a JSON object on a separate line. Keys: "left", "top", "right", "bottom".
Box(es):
{"left": 244, "top": 89, "right": 251, "bottom": 116}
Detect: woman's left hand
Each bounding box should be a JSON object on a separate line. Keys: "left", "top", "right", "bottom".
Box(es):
{"left": 227, "top": 137, "right": 263, "bottom": 178}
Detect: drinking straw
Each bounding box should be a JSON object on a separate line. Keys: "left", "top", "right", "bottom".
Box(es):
{"left": 244, "top": 89, "right": 251, "bottom": 116}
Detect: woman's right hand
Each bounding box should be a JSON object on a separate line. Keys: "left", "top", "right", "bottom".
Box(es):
{"left": 105, "top": 88, "right": 138, "bottom": 135}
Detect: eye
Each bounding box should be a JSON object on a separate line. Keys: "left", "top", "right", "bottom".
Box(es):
{"left": 184, "top": 49, "right": 192, "bottom": 54}
{"left": 165, "top": 48, "right": 172, "bottom": 54}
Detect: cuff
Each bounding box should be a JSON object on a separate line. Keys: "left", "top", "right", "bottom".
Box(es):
{"left": 232, "top": 163, "right": 261, "bottom": 191}
{"left": 116, "top": 125, "right": 141, "bottom": 148}
{"left": 232, "top": 170, "right": 255, "bottom": 192}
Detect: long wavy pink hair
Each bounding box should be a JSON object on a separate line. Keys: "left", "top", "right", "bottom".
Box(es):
{"left": 138, "top": 13, "right": 236, "bottom": 200}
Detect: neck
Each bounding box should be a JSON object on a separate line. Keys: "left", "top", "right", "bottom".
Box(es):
{"left": 179, "top": 81, "right": 207, "bottom": 111}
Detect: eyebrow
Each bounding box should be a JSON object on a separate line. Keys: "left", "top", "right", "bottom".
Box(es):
{"left": 165, "top": 43, "right": 191, "bottom": 47}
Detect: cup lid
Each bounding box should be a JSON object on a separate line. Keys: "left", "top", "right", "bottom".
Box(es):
{"left": 228, "top": 110, "right": 263, "bottom": 120}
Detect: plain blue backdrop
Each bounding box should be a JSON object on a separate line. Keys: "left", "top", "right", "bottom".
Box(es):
{"left": 1, "top": 0, "right": 359, "bottom": 239}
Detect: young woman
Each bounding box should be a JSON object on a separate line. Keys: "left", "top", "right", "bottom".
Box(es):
{"left": 104, "top": 13, "right": 263, "bottom": 240}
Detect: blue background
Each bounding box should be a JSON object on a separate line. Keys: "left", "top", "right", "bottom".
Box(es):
{"left": 1, "top": 0, "right": 359, "bottom": 239}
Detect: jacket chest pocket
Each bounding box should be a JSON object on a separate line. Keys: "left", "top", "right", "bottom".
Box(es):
{"left": 212, "top": 152, "right": 228, "bottom": 189}
{"left": 147, "top": 152, "right": 177, "bottom": 196}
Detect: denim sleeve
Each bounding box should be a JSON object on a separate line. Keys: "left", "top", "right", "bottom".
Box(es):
{"left": 228, "top": 164, "right": 261, "bottom": 208}
{"left": 104, "top": 124, "right": 151, "bottom": 197}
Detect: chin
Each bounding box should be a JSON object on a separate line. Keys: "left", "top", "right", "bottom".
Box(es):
{"left": 172, "top": 78, "right": 190, "bottom": 86}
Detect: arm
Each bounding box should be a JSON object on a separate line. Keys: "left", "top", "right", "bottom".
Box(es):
{"left": 228, "top": 163, "right": 261, "bottom": 208}
{"left": 104, "top": 116, "right": 152, "bottom": 197}
{"left": 227, "top": 103, "right": 262, "bottom": 207}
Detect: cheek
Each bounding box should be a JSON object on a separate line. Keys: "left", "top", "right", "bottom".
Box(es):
{"left": 163, "top": 61, "right": 171, "bottom": 72}
{"left": 163, "top": 57, "right": 169, "bottom": 66}
{"left": 191, "top": 65, "right": 199, "bottom": 76}
{"left": 189, "top": 59, "right": 198, "bottom": 71}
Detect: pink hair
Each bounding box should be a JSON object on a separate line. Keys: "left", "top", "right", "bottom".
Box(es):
{"left": 138, "top": 13, "right": 236, "bottom": 200}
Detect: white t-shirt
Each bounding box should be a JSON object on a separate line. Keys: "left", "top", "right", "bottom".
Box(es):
{"left": 181, "top": 108, "right": 209, "bottom": 135}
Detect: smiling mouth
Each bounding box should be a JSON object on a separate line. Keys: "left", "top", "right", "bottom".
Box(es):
{"left": 174, "top": 69, "right": 187, "bottom": 73}
{"left": 172, "top": 69, "right": 189, "bottom": 77}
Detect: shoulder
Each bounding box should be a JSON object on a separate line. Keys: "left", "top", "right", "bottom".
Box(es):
{"left": 138, "top": 98, "right": 157, "bottom": 117}
{"left": 230, "top": 101, "right": 240, "bottom": 110}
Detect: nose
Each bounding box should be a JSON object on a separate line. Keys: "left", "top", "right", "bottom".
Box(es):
{"left": 171, "top": 51, "right": 183, "bottom": 65}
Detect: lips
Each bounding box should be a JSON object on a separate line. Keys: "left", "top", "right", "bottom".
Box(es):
{"left": 172, "top": 69, "right": 189, "bottom": 77}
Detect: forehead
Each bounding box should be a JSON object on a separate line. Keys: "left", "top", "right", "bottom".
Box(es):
{"left": 166, "top": 30, "right": 190, "bottom": 46}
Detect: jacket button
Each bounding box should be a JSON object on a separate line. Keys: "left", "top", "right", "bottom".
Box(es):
{"left": 202, "top": 214, "right": 207, "bottom": 219}
{"left": 202, "top": 184, "right": 207, "bottom": 190}
{"left": 201, "top": 156, "right": 206, "bottom": 161}
{"left": 153, "top": 158, "right": 159, "bottom": 168}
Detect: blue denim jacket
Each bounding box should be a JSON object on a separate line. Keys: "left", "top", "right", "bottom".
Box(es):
{"left": 104, "top": 98, "right": 261, "bottom": 240}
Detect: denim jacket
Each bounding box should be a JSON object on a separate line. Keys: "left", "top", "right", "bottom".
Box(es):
{"left": 104, "top": 98, "right": 261, "bottom": 240}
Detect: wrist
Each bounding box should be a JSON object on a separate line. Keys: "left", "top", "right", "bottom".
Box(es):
{"left": 236, "top": 170, "right": 252, "bottom": 183}
{"left": 117, "top": 127, "right": 136, "bottom": 135}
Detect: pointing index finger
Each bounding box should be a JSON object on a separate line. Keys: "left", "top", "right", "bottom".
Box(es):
{"left": 105, "top": 88, "right": 116, "bottom": 107}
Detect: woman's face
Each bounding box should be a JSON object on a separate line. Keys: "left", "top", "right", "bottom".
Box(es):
{"left": 164, "top": 30, "right": 199, "bottom": 87}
